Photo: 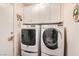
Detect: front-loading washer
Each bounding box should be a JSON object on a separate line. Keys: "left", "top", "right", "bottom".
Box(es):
{"left": 41, "top": 24, "right": 64, "bottom": 56}
{"left": 21, "top": 25, "right": 40, "bottom": 56}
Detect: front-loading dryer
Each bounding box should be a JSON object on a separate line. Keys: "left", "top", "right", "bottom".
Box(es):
{"left": 21, "top": 25, "right": 40, "bottom": 56}
{"left": 41, "top": 24, "right": 64, "bottom": 56}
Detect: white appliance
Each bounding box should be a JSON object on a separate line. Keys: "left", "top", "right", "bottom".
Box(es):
{"left": 21, "top": 25, "right": 40, "bottom": 56}
{"left": 41, "top": 24, "right": 64, "bottom": 56}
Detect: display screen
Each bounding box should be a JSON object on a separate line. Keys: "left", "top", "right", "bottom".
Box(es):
{"left": 21, "top": 29, "right": 36, "bottom": 46}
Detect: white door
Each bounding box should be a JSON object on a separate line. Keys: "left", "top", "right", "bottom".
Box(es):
{"left": 0, "top": 4, "right": 14, "bottom": 56}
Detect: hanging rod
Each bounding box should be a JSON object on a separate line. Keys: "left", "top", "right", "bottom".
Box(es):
{"left": 23, "top": 22, "right": 63, "bottom": 25}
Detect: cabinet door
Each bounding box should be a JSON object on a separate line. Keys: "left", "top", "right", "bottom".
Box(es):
{"left": 23, "top": 3, "right": 62, "bottom": 23}
{"left": 0, "top": 4, "right": 14, "bottom": 56}
{"left": 24, "top": 5, "right": 32, "bottom": 23}
{"left": 35, "top": 3, "right": 61, "bottom": 23}
{"left": 49, "top": 4, "right": 61, "bottom": 21}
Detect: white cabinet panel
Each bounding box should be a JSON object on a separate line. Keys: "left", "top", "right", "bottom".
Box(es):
{"left": 24, "top": 6, "right": 32, "bottom": 22}
{"left": 49, "top": 4, "right": 61, "bottom": 20}
{"left": 23, "top": 3, "right": 62, "bottom": 23}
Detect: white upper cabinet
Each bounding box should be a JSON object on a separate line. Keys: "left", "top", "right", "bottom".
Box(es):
{"left": 49, "top": 4, "right": 61, "bottom": 21}
{"left": 23, "top": 3, "right": 63, "bottom": 23}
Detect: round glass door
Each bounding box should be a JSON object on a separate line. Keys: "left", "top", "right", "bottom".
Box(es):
{"left": 43, "top": 28, "right": 58, "bottom": 50}
{"left": 21, "top": 29, "right": 36, "bottom": 46}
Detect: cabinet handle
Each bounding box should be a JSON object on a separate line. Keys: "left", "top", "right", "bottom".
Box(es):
{"left": 8, "top": 32, "right": 14, "bottom": 41}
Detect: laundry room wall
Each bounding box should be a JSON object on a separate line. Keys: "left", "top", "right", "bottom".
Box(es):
{"left": 13, "top": 3, "right": 24, "bottom": 56}
{"left": 63, "top": 3, "right": 79, "bottom": 56}
{"left": 21, "top": 3, "right": 79, "bottom": 56}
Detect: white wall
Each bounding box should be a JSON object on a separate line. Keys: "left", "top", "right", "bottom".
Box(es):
{"left": 14, "top": 3, "right": 23, "bottom": 56}
{"left": 64, "top": 3, "right": 79, "bottom": 56}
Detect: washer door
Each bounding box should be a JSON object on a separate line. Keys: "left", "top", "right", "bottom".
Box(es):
{"left": 43, "top": 28, "right": 58, "bottom": 50}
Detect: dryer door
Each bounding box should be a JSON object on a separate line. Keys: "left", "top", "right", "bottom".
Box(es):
{"left": 43, "top": 28, "right": 58, "bottom": 50}
{"left": 21, "top": 29, "right": 36, "bottom": 46}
